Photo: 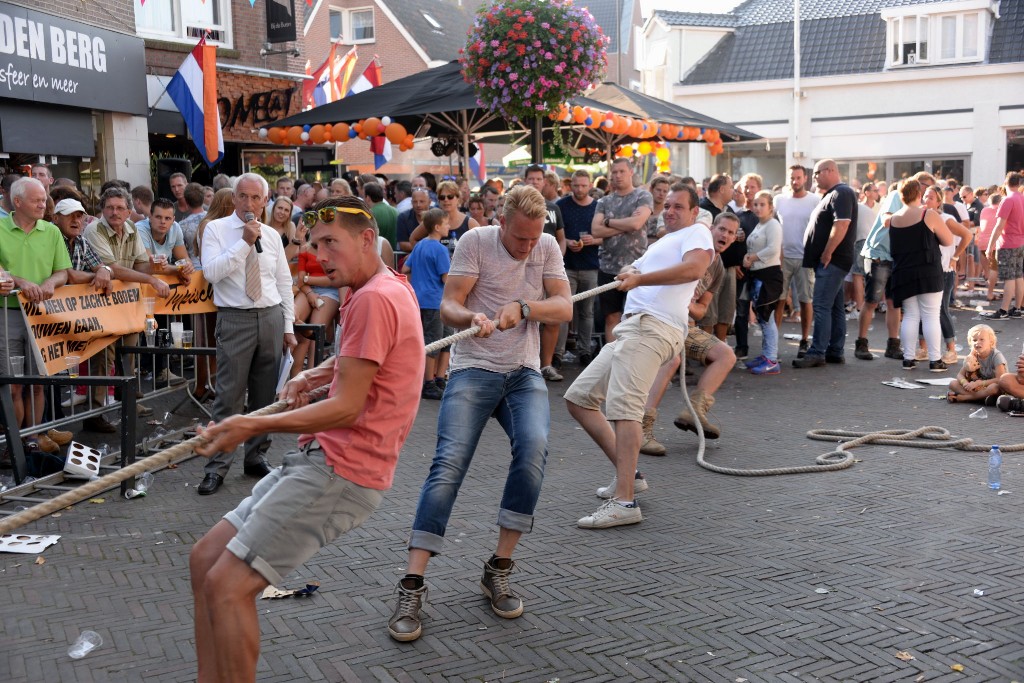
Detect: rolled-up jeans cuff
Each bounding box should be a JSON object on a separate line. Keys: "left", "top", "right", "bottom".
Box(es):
{"left": 497, "top": 508, "right": 534, "bottom": 534}
{"left": 408, "top": 529, "right": 445, "bottom": 555}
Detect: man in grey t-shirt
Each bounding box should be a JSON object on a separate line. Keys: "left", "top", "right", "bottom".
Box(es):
{"left": 389, "top": 185, "right": 572, "bottom": 643}
{"left": 593, "top": 158, "right": 653, "bottom": 342}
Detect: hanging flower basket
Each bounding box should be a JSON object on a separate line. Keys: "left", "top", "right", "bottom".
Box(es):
{"left": 460, "top": 0, "right": 609, "bottom": 125}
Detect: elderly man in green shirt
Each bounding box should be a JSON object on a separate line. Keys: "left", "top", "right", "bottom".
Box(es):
{"left": 0, "top": 177, "right": 71, "bottom": 456}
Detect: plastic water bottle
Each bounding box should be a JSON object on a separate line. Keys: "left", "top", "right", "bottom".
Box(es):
{"left": 988, "top": 445, "right": 1002, "bottom": 490}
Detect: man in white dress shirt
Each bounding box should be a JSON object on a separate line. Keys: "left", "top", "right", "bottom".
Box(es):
{"left": 198, "top": 173, "right": 297, "bottom": 495}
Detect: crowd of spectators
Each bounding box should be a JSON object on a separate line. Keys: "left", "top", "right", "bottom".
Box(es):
{"left": 1, "top": 160, "right": 1023, "bottom": 472}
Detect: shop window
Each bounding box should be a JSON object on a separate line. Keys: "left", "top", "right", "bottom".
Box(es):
{"left": 329, "top": 7, "right": 375, "bottom": 44}
{"left": 135, "top": 0, "right": 231, "bottom": 47}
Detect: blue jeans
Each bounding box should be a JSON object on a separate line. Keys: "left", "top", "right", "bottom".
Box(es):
{"left": 808, "top": 262, "right": 849, "bottom": 358}
{"left": 409, "top": 367, "right": 549, "bottom": 555}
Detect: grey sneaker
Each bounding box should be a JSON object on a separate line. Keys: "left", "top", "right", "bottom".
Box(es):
{"left": 388, "top": 579, "right": 427, "bottom": 642}
{"left": 577, "top": 499, "right": 643, "bottom": 529}
{"left": 480, "top": 558, "right": 523, "bottom": 618}
{"left": 596, "top": 471, "right": 648, "bottom": 499}
{"left": 540, "top": 365, "right": 563, "bottom": 382}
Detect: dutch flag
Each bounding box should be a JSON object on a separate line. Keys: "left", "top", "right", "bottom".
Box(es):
{"left": 167, "top": 35, "right": 224, "bottom": 167}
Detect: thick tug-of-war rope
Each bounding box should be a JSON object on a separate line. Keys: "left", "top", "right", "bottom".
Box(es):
{"left": 1, "top": 280, "right": 1002, "bottom": 533}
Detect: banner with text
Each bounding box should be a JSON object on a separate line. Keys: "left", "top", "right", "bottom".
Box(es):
{"left": 18, "top": 273, "right": 216, "bottom": 375}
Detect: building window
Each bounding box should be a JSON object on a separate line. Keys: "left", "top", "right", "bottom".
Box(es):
{"left": 422, "top": 12, "right": 442, "bottom": 30}
{"left": 135, "top": 0, "right": 231, "bottom": 46}
{"left": 330, "top": 7, "right": 375, "bottom": 44}
{"left": 885, "top": 5, "right": 989, "bottom": 68}
{"left": 889, "top": 15, "right": 929, "bottom": 65}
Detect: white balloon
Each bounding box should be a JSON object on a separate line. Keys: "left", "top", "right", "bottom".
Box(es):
{"left": 300, "top": 132, "right": 310, "bottom": 142}
{"left": 381, "top": 116, "right": 392, "bottom": 126}
{"left": 258, "top": 128, "right": 269, "bottom": 138}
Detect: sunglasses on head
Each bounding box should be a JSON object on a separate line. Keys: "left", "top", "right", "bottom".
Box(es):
{"left": 438, "top": 194, "right": 458, "bottom": 201}
{"left": 302, "top": 206, "right": 373, "bottom": 230}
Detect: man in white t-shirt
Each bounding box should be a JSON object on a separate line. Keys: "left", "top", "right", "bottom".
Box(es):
{"left": 565, "top": 184, "right": 712, "bottom": 529}
{"left": 774, "top": 165, "right": 821, "bottom": 355}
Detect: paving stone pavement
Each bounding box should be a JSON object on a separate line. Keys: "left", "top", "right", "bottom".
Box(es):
{"left": 2, "top": 307, "right": 1024, "bottom": 682}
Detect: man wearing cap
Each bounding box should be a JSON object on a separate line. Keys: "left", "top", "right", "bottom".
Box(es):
{"left": 54, "top": 198, "right": 114, "bottom": 294}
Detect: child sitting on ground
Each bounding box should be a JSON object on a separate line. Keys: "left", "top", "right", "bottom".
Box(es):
{"left": 402, "top": 208, "right": 451, "bottom": 400}
{"left": 948, "top": 324, "right": 1006, "bottom": 404}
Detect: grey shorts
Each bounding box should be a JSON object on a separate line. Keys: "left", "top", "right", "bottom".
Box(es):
{"left": 224, "top": 441, "right": 383, "bottom": 586}
{"left": 781, "top": 257, "right": 814, "bottom": 304}
{"left": 864, "top": 259, "right": 893, "bottom": 304}
{"left": 997, "top": 246, "right": 1024, "bottom": 280}
{"left": 715, "top": 266, "right": 737, "bottom": 325}
{"left": 1, "top": 308, "right": 36, "bottom": 376}
{"left": 849, "top": 240, "right": 867, "bottom": 276}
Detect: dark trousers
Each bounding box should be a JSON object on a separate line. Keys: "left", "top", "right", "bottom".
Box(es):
{"left": 204, "top": 305, "right": 284, "bottom": 477}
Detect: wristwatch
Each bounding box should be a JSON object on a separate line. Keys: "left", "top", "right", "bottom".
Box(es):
{"left": 303, "top": 275, "right": 309, "bottom": 284}
{"left": 516, "top": 298, "right": 530, "bottom": 320}
{"left": 604, "top": 216, "right": 611, "bottom": 227}
{"left": 100, "top": 265, "right": 113, "bottom": 274}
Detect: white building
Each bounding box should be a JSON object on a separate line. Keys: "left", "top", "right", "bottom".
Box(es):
{"left": 640, "top": 0, "right": 1024, "bottom": 188}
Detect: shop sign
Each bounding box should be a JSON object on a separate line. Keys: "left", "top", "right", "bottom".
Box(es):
{"left": 266, "top": 0, "right": 297, "bottom": 44}
{"left": 0, "top": 1, "right": 146, "bottom": 115}
{"left": 219, "top": 87, "right": 297, "bottom": 130}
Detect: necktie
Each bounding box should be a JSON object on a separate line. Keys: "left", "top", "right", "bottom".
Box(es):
{"left": 245, "top": 246, "right": 262, "bottom": 302}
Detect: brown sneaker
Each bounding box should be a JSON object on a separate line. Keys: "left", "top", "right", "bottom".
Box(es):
{"left": 480, "top": 557, "right": 523, "bottom": 618}
{"left": 388, "top": 578, "right": 427, "bottom": 642}
{"left": 33, "top": 434, "right": 61, "bottom": 453}
{"left": 47, "top": 428, "right": 73, "bottom": 446}
{"left": 639, "top": 408, "right": 666, "bottom": 456}
{"left": 673, "top": 389, "right": 721, "bottom": 439}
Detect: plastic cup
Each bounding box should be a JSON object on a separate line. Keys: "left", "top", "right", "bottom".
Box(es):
{"left": 9, "top": 355, "right": 25, "bottom": 377}
{"left": 68, "top": 630, "right": 103, "bottom": 659}
{"left": 170, "top": 322, "right": 184, "bottom": 348}
{"left": 181, "top": 330, "right": 194, "bottom": 348}
{"left": 142, "top": 297, "right": 156, "bottom": 316}
{"left": 151, "top": 253, "right": 168, "bottom": 266}
{"left": 175, "top": 259, "right": 190, "bottom": 272}
{"left": 65, "top": 355, "right": 81, "bottom": 378}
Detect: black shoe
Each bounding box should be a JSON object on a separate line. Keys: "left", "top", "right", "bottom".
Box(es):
{"left": 929, "top": 360, "right": 948, "bottom": 373}
{"left": 422, "top": 381, "right": 444, "bottom": 400}
{"left": 986, "top": 309, "right": 1009, "bottom": 319}
{"left": 1011, "top": 307, "right": 1022, "bottom": 318}
{"left": 578, "top": 353, "right": 592, "bottom": 367}
{"left": 198, "top": 473, "right": 224, "bottom": 495}
{"left": 734, "top": 346, "right": 748, "bottom": 360}
{"left": 997, "top": 395, "right": 1024, "bottom": 412}
{"left": 797, "top": 339, "right": 809, "bottom": 358}
{"left": 884, "top": 338, "right": 903, "bottom": 360}
{"left": 792, "top": 355, "right": 825, "bottom": 368}
{"left": 434, "top": 377, "right": 447, "bottom": 391}
{"left": 243, "top": 459, "right": 273, "bottom": 478}
{"left": 83, "top": 416, "right": 117, "bottom": 433}
{"left": 902, "top": 359, "right": 917, "bottom": 370}
{"left": 825, "top": 355, "right": 846, "bottom": 364}
{"left": 854, "top": 337, "right": 874, "bottom": 360}
{"left": 984, "top": 394, "right": 1000, "bottom": 407}
{"left": 551, "top": 355, "right": 563, "bottom": 370}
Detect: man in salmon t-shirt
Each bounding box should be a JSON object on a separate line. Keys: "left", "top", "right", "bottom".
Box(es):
{"left": 189, "top": 196, "right": 424, "bottom": 683}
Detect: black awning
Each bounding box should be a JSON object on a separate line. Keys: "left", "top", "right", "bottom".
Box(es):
{"left": 0, "top": 101, "right": 95, "bottom": 157}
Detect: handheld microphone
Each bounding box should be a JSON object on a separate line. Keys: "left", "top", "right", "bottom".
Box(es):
{"left": 245, "top": 212, "right": 262, "bottom": 253}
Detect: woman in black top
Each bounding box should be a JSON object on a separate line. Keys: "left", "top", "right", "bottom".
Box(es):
{"left": 888, "top": 179, "right": 954, "bottom": 371}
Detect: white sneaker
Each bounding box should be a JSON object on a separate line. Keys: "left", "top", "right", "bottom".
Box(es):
{"left": 578, "top": 499, "right": 643, "bottom": 528}
{"left": 61, "top": 393, "right": 87, "bottom": 409}
{"left": 596, "top": 472, "right": 648, "bottom": 499}
{"left": 540, "top": 365, "right": 563, "bottom": 382}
